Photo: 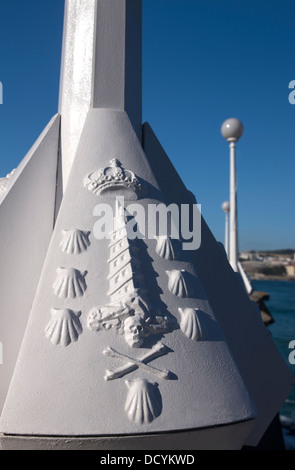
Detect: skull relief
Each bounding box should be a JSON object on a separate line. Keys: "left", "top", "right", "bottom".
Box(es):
{"left": 123, "top": 314, "right": 145, "bottom": 348}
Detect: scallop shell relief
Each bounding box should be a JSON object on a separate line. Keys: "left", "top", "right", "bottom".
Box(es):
{"left": 60, "top": 229, "right": 91, "bottom": 255}
{"left": 125, "top": 379, "right": 162, "bottom": 424}
{"left": 166, "top": 269, "right": 192, "bottom": 298}
{"left": 53, "top": 267, "right": 88, "bottom": 299}
{"left": 178, "top": 307, "right": 209, "bottom": 341}
{"left": 45, "top": 308, "right": 83, "bottom": 347}
{"left": 154, "top": 235, "right": 179, "bottom": 260}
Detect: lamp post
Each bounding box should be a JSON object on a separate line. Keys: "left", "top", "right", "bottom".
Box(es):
{"left": 221, "top": 118, "right": 243, "bottom": 272}
{"left": 222, "top": 201, "right": 230, "bottom": 259}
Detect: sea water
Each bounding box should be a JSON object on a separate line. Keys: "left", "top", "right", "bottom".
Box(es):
{"left": 252, "top": 280, "right": 295, "bottom": 449}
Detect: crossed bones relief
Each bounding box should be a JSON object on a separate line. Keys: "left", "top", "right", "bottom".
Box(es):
{"left": 88, "top": 294, "right": 176, "bottom": 383}
{"left": 103, "top": 341, "right": 172, "bottom": 381}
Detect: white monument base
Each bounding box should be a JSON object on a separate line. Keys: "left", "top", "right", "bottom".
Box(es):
{"left": 0, "top": 420, "right": 254, "bottom": 450}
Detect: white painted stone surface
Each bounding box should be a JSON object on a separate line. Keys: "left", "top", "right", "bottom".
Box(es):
{"left": 0, "top": 110, "right": 256, "bottom": 446}
{"left": 0, "top": 114, "right": 60, "bottom": 414}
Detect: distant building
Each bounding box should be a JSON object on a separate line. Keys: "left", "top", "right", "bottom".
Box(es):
{"left": 239, "top": 250, "right": 263, "bottom": 261}
{"left": 286, "top": 264, "right": 295, "bottom": 276}
{"left": 239, "top": 251, "right": 258, "bottom": 261}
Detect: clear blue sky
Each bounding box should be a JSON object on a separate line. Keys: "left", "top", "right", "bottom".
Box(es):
{"left": 0, "top": 0, "right": 294, "bottom": 251}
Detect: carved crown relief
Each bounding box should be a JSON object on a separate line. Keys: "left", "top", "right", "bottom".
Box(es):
{"left": 84, "top": 159, "right": 146, "bottom": 198}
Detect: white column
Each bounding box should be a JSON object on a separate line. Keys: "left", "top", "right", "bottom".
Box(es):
{"left": 222, "top": 201, "right": 230, "bottom": 259}
{"left": 92, "top": 0, "right": 142, "bottom": 137}
{"left": 221, "top": 118, "right": 243, "bottom": 271}
{"left": 229, "top": 141, "right": 238, "bottom": 271}
{"left": 58, "top": 0, "right": 142, "bottom": 196}
{"left": 225, "top": 210, "right": 229, "bottom": 257}
{"left": 58, "top": 0, "right": 97, "bottom": 195}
